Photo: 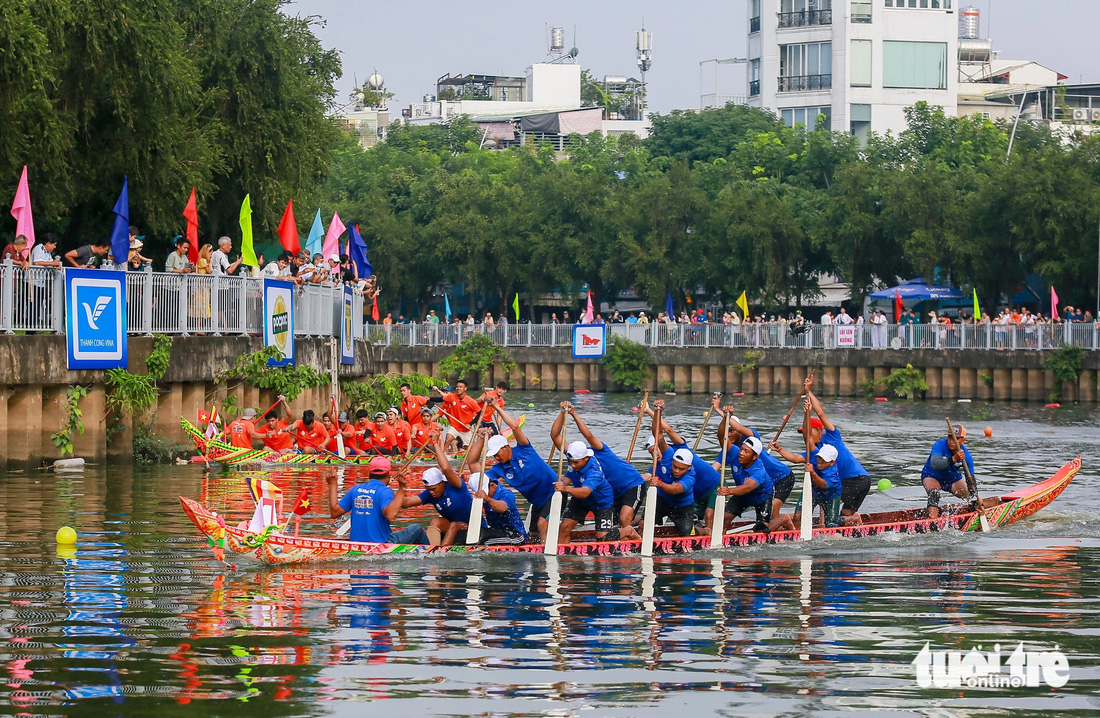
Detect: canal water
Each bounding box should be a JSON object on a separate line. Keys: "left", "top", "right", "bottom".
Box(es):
{"left": 2, "top": 393, "right": 1099, "bottom": 716}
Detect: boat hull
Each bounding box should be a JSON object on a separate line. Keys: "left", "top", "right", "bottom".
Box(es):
{"left": 181, "top": 457, "right": 1080, "bottom": 565}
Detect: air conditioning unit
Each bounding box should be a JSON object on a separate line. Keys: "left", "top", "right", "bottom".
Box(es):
{"left": 1072, "top": 108, "right": 1089, "bottom": 122}
{"left": 1091, "top": 109, "right": 1100, "bottom": 122}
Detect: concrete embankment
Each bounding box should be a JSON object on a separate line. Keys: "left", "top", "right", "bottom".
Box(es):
{"left": 0, "top": 336, "right": 1095, "bottom": 469}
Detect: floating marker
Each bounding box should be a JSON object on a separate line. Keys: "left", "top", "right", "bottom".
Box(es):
{"left": 1045, "top": 403, "right": 1060, "bottom": 408}
{"left": 877, "top": 479, "right": 892, "bottom": 491}
{"left": 875, "top": 397, "right": 888, "bottom": 402}
{"left": 56, "top": 527, "right": 77, "bottom": 545}
{"left": 528, "top": 403, "right": 535, "bottom": 408}
{"left": 732, "top": 392, "right": 745, "bottom": 397}
{"left": 958, "top": 399, "right": 972, "bottom": 403}
{"left": 575, "top": 389, "right": 590, "bottom": 394}
{"left": 984, "top": 427, "right": 993, "bottom": 437}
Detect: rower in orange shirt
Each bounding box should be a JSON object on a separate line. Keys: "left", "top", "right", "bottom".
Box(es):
{"left": 250, "top": 398, "right": 295, "bottom": 452}
{"left": 322, "top": 410, "right": 356, "bottom": 455}
{"left": 369, "top": 411, "right": 398, "bottom": 455}
{"left": 476, "top": 380, "right": 509, "bottom": 435}
{"left": 411, "top": 407, "right": 439, "bottom": 449}
{"left": 399, "top": 383, "right": 439, "bottom": 426}
{"left": 351, "top": 409, "right": 376, "bottom": 454}
{"left": 386, "top": 407, "right": 412, "bottom": 455}
{"left": 225, "top": 407, "right": 258, "bottom": 449}
{"left": 435, "top": 380, "right": 484, "bottom": 453}
{"left": 289, "top": 409, "right": 330, "bottom": 455}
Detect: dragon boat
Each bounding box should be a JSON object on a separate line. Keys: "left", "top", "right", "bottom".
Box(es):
{"left": 181, "top": 457, "right": 1080, "bottom": 565}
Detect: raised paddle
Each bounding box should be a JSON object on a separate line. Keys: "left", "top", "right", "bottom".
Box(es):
{"left": 640, "top": 404, "right": 663, "bottom": 557}
{"left": 543, "top": 421, "right": 567, "bottom": 555}
{"left": 945, "top": 417, "right": 993, "bottom": 532}
{"left": 625, "top": 391, "right": 649, "bottom": 462}
{"left": 330, "top": 396, "right": 347, "bottom": 459}
{"left": 693, "top": 395, "right": 718, "bottom": 451}
{"left": 799, "top": 403, "right": 814, "bottom": 541}
{"left": 709, "top": 413, "right": 731, "bottom": 549}
{"left": 771, "top": 368, "right": 815, "bottom": 447}
{"left": 465, "top": 427, "right": 490, "bottom": 545}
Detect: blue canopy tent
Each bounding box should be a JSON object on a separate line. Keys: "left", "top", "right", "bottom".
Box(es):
{"left": 868, "top": 278, "right": 966, "bottom": 302}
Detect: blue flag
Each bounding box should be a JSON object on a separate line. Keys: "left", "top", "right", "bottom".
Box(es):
{"left": 304, "top": 209, "right": 324, "bottom": 256}
{"left": 665, "top": 292, "right": 674, "bottom": 318}
{"left": 110, "top": 177, "right": 130, "bottom": 270}
{"left": 348, "top": 224, "right": 371, "bottom": 279}
{"left": 444, "top": 293, "right": 452, "bottom": 321}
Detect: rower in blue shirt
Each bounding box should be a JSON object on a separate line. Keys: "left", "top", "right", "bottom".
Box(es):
{"left": 641, "top": 401, "right": 721, "bottom": 533}
{"left": 326, "top": 456, "right": 431, "bottom": 545}
{"left": 466, "top": 469, "right": 528, "bottom": 545}
{"left": 550, "top": 402, "right": 642, "bottom": 540}
{"left": 555, "top": 441, "right": 619, "bottom": 544}
{"left": 477, "top": 401, "right": 558, "bottom": 542}
{"left": 772, "top": 442, "right": 843, "bottom": 528}
{"left": 716, "top": 436, "right": 775, "bottom": 533}
{"left": 641, "top": 400, "right": 697, "bottom": 537}
{"left": 400, "top": 436, "right": 474, "bottom": 546}
{"left": 799, "top": 377, "right": 871, "bottom": 524}
{"left": 921, "top": 423, "right": 977, "bottom": 518}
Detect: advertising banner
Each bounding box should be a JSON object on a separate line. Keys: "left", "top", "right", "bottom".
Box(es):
{"left": 263, "top": 279, "right": 294, "bottom": 366}
{"left": 340, "top": 286, "right": 355, "bottom": 365}
{"left": 65, "top": 268, "right": 127, "bottom": 369}
{"left": 572, "top": 324, "right": 607, "bottom": 358}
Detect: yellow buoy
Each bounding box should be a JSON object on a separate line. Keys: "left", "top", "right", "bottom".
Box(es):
{"left": 55, "top": 526, "right": 77, "bottom": 544}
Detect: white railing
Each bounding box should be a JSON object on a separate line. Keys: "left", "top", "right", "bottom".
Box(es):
{"left": 372, "top": 321, "right": 1100, "bottom": 351}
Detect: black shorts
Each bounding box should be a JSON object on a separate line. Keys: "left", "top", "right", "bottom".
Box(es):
{"left": 613, "top": 484, "right": 644, "bottom": 516}
{"left": 842, "top": 475, "right": 872, "bottom": 513}
{"left": 480, "top": 526, "right": 526, "bottom": 545}
{"left": 654, "top": 497, "right": 696, "bottom": 537}
{"left": 562, "top": 499, "right": 615, "bottom": 532}
{"left": 772, "top": 473, "right": 795, "bottom": 503}
{"left": 479, "top": 419, "right": 499, "bottom": 436}
{"left": 724, "top": 492, "right": 774, "bottom": 524}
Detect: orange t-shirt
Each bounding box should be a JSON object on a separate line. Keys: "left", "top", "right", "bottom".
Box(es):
{"left": 477, "top": 389, "right": 506, "bottom": 411}
{"left": 324, "top": 422, "right": 351, "bottom": 453}
{"left": 225, "top": 418, "right": 255, "bottom": 449}
{"left": 257, "top": 421, "right": 293, "bottom": 451}
{"left": 390, "top": 420, "right": 412, "bottom": 452}
{"left": 370, "top": 422, "right": 397, "bottom": 452}
{"left": 294, "top": 421, "right": 329, "bottom": 451}
{"left": 441, "top": 392, "right": 482, "bottom": 432}
{"left": 352, "top": 421, "right": 374, "bottom": 453}
{"left": 400, "top": 395, "right": 429, "bottom": 425}
{"left": 411, "top": 421, "right": 437, "bottom": 448}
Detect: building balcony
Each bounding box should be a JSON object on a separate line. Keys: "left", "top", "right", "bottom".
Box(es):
{"left": 778, "top": 74, "right": 832, "bottom": 92}
{"left": 749, "top": 79, "right": 761, "bottom": 96}
{"left": 777, "top": 10, "right": 832, "bottom": 28}
{"left": 750, "top": 16, "right": 761, "bottom": 32}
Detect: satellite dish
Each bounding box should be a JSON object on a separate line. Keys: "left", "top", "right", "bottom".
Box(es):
{"left": 569, "top": 47, "right": 579, "bottom": 58}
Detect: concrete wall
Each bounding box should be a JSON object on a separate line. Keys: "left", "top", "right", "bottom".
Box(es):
{"left": 0, "top": 335, "right": 1095, "bottom": 469}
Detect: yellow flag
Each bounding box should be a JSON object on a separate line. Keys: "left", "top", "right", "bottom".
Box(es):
{"left": 735, "top": 290, "right": 749, "bottom": 319}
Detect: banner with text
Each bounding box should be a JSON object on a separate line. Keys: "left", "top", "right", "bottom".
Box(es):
{"left": 836, "top": 325, "right": 857, "bottom": 347}
{"left": 65, "top": 268, "right": 128, "bottom": 369}
{"left": 340, "top": 286, "right": 355, "bottom": 365}
{"left": 263, "top": 279, "right": 295, "bottom": 366}
{"left": 572, "top": 324, "right": 607, "bottom": 358}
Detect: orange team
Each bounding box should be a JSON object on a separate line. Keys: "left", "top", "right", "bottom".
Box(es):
{"left": 250, "top": 398, "right": 295, "bottom": 452}
{"left": 367, "top": 410, "right": 398, "bottom": 454}
{"left": 476, "top": 381, "right": 509, "bottom": 433}
{"left": 322, "top": 410, "right": 356, "bottom": 455}
{"left": 225, "top": 407, "right": 258, "bottom": 449}
{"left": 385, "top": 407, "right": 412, "bottom": 455}
{"left": 411, "top": 406, "right": 439, "bottom": 449}
{"left": 288, "top": 409, "right": 330, "bottom": 454}
{"left": 433, "top": 380, "right": 484, "bottom": 453}
{"left": 399, "top": 383, "right": 439, "bottom": 426}
{"left": 350, "top": 409, "right": 375, "bottom": 454}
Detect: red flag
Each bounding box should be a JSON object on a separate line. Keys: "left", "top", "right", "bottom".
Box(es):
{"left": 277, "top": 200, "right": 299, "bottom": 255}
{"left": 183, "top": 188, "right": 199, "bottom": 263}
{"left": 894, "top": 289, "right": 902, "bottom": 323}
{"left": 371, "top": 295, "right": 380, "bottom": 321}
{"left": 290, "top": 489, "right": 310, "bottom": 517}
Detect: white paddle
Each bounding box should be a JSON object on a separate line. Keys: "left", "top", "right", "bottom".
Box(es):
{"left": 641, "top": 405, "right": 663, "bottom": 558}
{"left": 543, "top": 420, "right": 567, "bottom": 555}
{"left": 465, "top": 430, "right": 489, "bottom": 545}
{"left": 710, "top": 415, "right": 730, "bottom": 549}
{"left": 799, "top": 406, "right": 813, "bottom": 542}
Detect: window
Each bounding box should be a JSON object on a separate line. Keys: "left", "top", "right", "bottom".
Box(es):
{"left": 883, "top": 41, "right": 947, "bottom": 88}
{"left": 778, "top": 42, "right": 833, "bottom": 91}
{"left": 850, "top": 40, "right": 872, "bottom": 87}
{"left": 781, "top": 105, "right": 832, "bottom": 130}
{"left": 779, "top": 0, "right": 832, "bottom": 27}
{"left": 749, "top": 59, "right": 761, "bottom": 96}
{"left": 852, "top": 0, "right": 872, "bottom": 21}
{"left": 750, "top": 0, "right": 761, "bottom": 31}
{"left": 850, "top": 103, "right": 871, "bottom": 141}
{"left": 884, "top": 0, "right": 951, "bottom": 7}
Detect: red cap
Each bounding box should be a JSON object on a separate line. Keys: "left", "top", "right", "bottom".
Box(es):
{"left": 797, "top": 417, "right": 824, "bottom": 432}
{"left": 368, "top": 456, "right": 392, "bottom": 474}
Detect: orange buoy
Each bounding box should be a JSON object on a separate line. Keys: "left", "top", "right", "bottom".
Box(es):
{"left": 732, "top": 392, "right": 745, "bottom": 397}
{"left": 574, "top": 389, "right": 590, "bottom": 394}
{"left": 1045, "top": 403, "right": 1060, "bottom": 408}
{"left": 875, "top": 397, "right": 888, "bottom": 402}
{"left": 984, "top": 427, "right": 993, "bottom": 438}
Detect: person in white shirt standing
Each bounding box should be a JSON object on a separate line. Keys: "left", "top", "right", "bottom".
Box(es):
{"left": 29, "top": 234, "right": 61, "bottom": 327}
{"left": 870, "top": 309, "right": 888, "bottom": 349}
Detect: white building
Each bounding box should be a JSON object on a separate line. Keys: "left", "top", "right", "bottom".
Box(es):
{"left": 747, "top": 0, "right": 958, "bottom": 139}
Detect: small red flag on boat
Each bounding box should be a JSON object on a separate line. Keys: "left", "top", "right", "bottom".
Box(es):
{"left": 290, "top": 489, "right": 310, "bottom": 517}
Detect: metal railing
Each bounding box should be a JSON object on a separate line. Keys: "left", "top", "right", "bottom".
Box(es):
{"left": 0, "top": 262, "right": 363, "bottom": 340}
{"left": 373, "top": 322, "right": 1100, "bottom": 351}
{"left": 749, "top": 79, "right": 761, "bottom": 96}
{"left": 750, "top": 16, "right": 761, "bottom": 32}
{"left": 851, "top": 0, "right": 873, "bottom": 22}
{"left": 778, "top": 9, "right": 833, "bottom": 27}
{"left": 778, "top": 74, "right": 832, "bottom": 92}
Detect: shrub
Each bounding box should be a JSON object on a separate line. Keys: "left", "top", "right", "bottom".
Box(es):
{"left": 438, "top": 333, "right": 517, "bottom": 383}
{"left": 600, "top": 336, "right": 650, "bottom": 390}
{"left": 1045, "top": 343, "right": 1085, "bottom": 400}
{"left": 882, "top": 364, "right": 929, "bottom": 400}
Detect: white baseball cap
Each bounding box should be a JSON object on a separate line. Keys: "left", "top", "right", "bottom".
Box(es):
{"left": 423, "top": 468, "right": 445, "bottom": 486}
{"left": 742, "top": 436, "right": 763, "bottom": 456}
{"left": 672, "top": 448, "right": 693, "bottom": 465}
{"left": 645, "top": 435, "right": 657, "bottom": 449}
{"left": 565, "top": 441, "right": 593, "bottom": 461}
{"left": 485, "top": 435, "right": 509, "bottom": 457}
{"left": 468, "top": 472, "right": 488, "bottom": 493}
{"left": 817, "top": 445, "right": 839, "bottom": 463}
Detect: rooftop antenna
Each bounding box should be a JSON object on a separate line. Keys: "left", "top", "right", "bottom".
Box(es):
{"left": 636, "top": 25, "right": 652, "bottom": 117}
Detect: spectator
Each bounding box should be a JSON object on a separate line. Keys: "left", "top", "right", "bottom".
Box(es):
{"left": 2, "top": 235, "right": 29, "bottom": 269}
{"left": 29, "top": 234, "right": 60, "bottom": 325}
{"left": 64, "top": 238, "right": 111, "bottom": 268}
{"left": 127, "top": 238, "right": 153, "bottom": 270}
{"left": 211, "top": 236, "right": 242, "bottom": 276}
{"left": 249, "top": 252, "right": 265, "bottom": 278}
{"left": 263, "top": 251, "right": 292, "bottom": 278}
{"left": 166, "top": 237, "right": 193, "bottom": 273}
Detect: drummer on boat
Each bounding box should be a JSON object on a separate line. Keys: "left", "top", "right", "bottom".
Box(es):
{"left": 326, "top": 456, "right": 431, "bottom": 545}
{"left": 921, "top": 423, "right": 978, "bottom": 519}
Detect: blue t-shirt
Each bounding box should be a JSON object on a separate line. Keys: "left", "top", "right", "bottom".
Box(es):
{"left": 724, "top": 428, "right": 793, "bottom": 482}
{"left": 338, "top": 480, "right": 394, "bottom": 543}
{"left": 486, "top": 442, "right": 556, "bottom": 508}
{"left": 801, "top": 449, "right": 842, "bottom": 501}
{"left": 592, "top": 445, "right": 644, "bottom": 495}
{"left": 417, "top": 480, "right": 473, "bottom": 523}
{"left": 729, "top": 455, "right": 773, "bottom": 505}
{"left": 821, "top": 426, "right": 868, "bottom": 480}
{"left": 483, "top": 483, "right": 527, "bottom": 536}
{"left": 564, "top": 456, "right": 614, "bottom": 511}
{"left": 921, "top": 437, "right": 975, "bottom": 485}
{"left": 656, "top": 447, "right": 696, "bottom": 508}
{"left": 671, "top": 442, "right": 720, "bottom": 501}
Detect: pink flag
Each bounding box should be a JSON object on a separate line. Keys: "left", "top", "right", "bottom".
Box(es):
{"left": 583, "top": 290, "right": 595, "bottom": 323}
{"left": 1051, "top": 286, "right": 1059, "bottom": 319}
{"left": 322, "top": 211, "right": 346, "bottom": 258}
{"left": 10, "top": 166, "right": 35, "bottom": 250}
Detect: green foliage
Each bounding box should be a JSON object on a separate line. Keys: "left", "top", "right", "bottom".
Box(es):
{"left": 221, "top": 394, "right": 239, "bottom": 417}
{"left": 733, "top": 350, "right": 764, "bottom": 375}
{"left": 105, "top": 335, "right": 172, "bottom": 424}
{"left": 340, "top": 372, "right": 443, "bottom": 416}
{"left": 658, "top": 381, "right": 675, "bottom": 393}
{"left": 979, "top": 372, "right": 994, "bottom": 388}
{"left": 50, "top": 385, "right": 87, "bottom": 456}
{"left": 600, "top": 336, "right": 650, "bottom": 390}
{"left": 438, "top": 334, "right": 517, "bottom": 383}
{"left": 215, "top": 345, "right": 329, "bottom": 401}
{"left": 882, "top": 364, "right": 930, "bottom": 400}
{"left": 132, "top": 421, "right": 188, "bottom": 464}
{"left": 1045, "top": 343, "right": 1086, "bottom": 400}
{"left": 857, "top": 377, "right": 881, "bottom": 399}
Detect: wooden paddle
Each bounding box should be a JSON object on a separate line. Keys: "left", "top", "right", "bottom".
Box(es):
{"left": 465, "top": 427, "right": 490, "bottom": 545}
{"left": 543, "top": 421, "right": 567, "bottom": 555}
{"left": 771, "top": 368, "right": 815, "bottom": 447}
{"left": 640, "top": 404, "right": 662, "bottom": 557}
{"left": 693, "top": 397, "right": 718, "bottom": 451}
{"left": 709, "top": 414, "right": 731, "bottom": 549}
{"left": 330, "top": 396, "right": 347, "bottom": 459}
{"left": 799, "top": 403, "right": 814, "bottom": 541}
{"left": 624, "top": 391, "right": 649, "bottom": 462}
{"left": 945, "top": 417, "right": 992, "bottom": 532}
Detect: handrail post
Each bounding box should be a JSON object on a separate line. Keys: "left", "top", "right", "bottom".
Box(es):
{"left": 1, "top": 259, "right": 13, "bottom": 334}
{"left": 211, "top": 275, "right": 221, "bottom": 336}
{"left": 177, "top": 274, "right": 188, "bottom": 335}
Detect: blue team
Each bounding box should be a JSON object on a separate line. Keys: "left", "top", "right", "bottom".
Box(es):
{"left": 466, "top": 440, "right": 529, "bottom": 545}
{"left": 796, "top": 377, "right": 871, "bottom": 525}
{"left": 326, "top": 455, "right": 431, "bottom": 545}
{"left": 642, "top": 400, "right": 698, "bottom": 536}
{"left": 771, "top": 441, "right": 843, "bottom": 528}
{"left": 639, "top": 400, "right": 722, "bottom": 534}
{"left": 921, "top": 423, "right": 978, "bottom": 518}
{"left": 399, "top": 431, "right": 475, "bottom": 546}
{"left": 716, "top": 435, "right": 776, "bottom": 533}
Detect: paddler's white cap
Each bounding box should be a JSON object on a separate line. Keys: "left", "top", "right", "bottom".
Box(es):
{"left": 645, "top": 435, "right": 657, "bottom": 449}
{"left": 565, "top": 441, "right": 593, "bottom": 461}
{"left": 672, "top": 448, "right": 693, "bottom": 465}
{"left": 468, "top": 472, "right": 489, "bottom": 492}
{"left": 423, "top": 468, "right": 445, "bottom": 486}
{"left": 743, "top": 436, "right": 763, "bottom": 456}
{"left": 485, "top": 435, "right": 509, "bottom": 457}
{"left": 817, "top": 444, "right": 839, "bottom": 463}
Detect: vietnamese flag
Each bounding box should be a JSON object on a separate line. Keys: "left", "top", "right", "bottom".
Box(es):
{"left": 290, "top": 489, "right": 310, "bottom": 517}
{"left": 894, "top": 289, "right": 903, "bottom": 323}
{"left": 183, "top": 187, "right": 199, "bottom": 263}
{"left": 277, "top": 199, "right": 300, "bottom": 255}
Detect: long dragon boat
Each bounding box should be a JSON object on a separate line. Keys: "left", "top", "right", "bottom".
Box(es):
{"left": 181, "top": 457, "right": 1080, "bottom": 565}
